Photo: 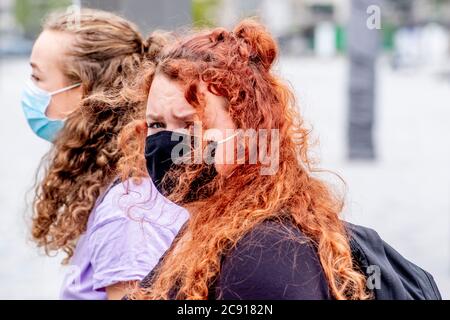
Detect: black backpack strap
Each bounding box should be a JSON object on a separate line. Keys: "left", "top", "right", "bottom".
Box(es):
{"left": 346, "top": 222, "right": 409, "bottom": 299}
{"left": 346, "top": 222, "right": 442, "bottom": 300}
{"left": 381, "top": 240, "right": 442, "bottom": 300}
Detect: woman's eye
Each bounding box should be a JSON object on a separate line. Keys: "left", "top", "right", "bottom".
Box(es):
{"left": 147, "top": 122, "right": 165, "bottom": 129}
{"left": 31, "top": 74, "right": 40, "bottom": 82}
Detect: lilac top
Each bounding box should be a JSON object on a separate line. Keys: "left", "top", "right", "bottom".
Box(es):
{"left": 59, "top": 177, "right": 189, "bottom": 300}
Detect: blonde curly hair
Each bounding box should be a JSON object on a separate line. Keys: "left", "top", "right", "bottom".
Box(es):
{"left": 31, "top": 8, "right": 166, "bottom": 263}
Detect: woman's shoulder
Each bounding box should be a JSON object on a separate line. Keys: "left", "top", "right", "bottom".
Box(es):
{"left": 83, "top": 178, "right": 188, "bottom": 291}
{"left": 216, "top": 218, "right": 332, "bottom": 300}
{"left": 90, "top": 177, "right": 189, "bottom": 233}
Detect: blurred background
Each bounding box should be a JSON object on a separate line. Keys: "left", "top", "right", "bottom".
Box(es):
{"left": 0, "top": 0, "right": 449, "bottom": 299}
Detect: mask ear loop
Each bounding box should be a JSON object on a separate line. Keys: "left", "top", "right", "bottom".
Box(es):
{"left": 47, "top": 83, "right": 82, "bottom": 121}
{"left": 206, "top": 131, "right": 239, "bottom": 163}
{"left": 214, "top": 131, "right": 242, "bottom": 179}
{"left": 50, "top": 82, "right": 81, "bottom": 96}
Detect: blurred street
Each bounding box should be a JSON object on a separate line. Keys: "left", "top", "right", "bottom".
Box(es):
{"left": 1, "top": 56, "right": 449, "bottom": 299}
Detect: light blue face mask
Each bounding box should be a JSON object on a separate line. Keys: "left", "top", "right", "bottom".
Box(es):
{"left": 21, "top": 79, "right": 81, "bottom": 142}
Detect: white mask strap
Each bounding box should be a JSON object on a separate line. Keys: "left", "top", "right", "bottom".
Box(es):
{"left": 50, "top": 83, "right": 81, "bottom": 96}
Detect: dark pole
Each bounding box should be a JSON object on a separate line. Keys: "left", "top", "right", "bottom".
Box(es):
{"left": 347, "top": 0, "right": 382, "bottom": 160}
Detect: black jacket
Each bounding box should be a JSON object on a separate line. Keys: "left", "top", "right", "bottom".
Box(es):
{"left": 138, "top": 219, "right": 442, "bottom": 300}
{"left": 140, "top": 219, "right": 332, "bottom": 300}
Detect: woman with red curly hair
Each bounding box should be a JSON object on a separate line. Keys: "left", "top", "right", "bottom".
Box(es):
{"left": 119, "top": 19, "right": 371, "bottom": 300}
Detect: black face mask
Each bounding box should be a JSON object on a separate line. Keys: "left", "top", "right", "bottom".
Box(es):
{"left": 144, "top": 130, "right": 218, "bottom": 196}
{"left": 145, "top": 130, "right": 187, "bottom": 190}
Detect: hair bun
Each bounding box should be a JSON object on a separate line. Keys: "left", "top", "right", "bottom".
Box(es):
{"left": 143, "top": 31, "right": 172, "bottom": 61}
{"left": 209, "top": 27, "right": 229, "bottom": 43}
{"left": 233, "top": 19, "right": 278, "bottom": 70}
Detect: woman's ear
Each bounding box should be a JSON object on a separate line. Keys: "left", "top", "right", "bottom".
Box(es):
{"left": 63, "top": 83, "right": 84, "bottom": 117}
{"left": 80, "top": 82, "right": 86, "bottom": 94}
{"left": 75, "top": 84, "right": 84, "bottom": 99}
{"left": 70, "top": 84, "right": 84, "bottom": 109}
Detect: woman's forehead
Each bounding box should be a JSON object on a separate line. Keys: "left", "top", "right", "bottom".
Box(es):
{"left": 147, "top": 74, "right": 196, "bottom": 120}
{"left": 31, "top": 30, "right": 72, "bottom": 72}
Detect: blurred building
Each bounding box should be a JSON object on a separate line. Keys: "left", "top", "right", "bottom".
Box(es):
{"left": 387, "top": 0, "right": 450, "bottom": 26}
{"left": 213, "top": 0, "right": 450, "bottom": 58}
{"left": 0, "top": 0, "right": 16, "bottom": 34}
{"left": 0, "top": 0, "right": 192, "bottom": 56}
{"left": 215, "top": 0, "right": 348, "bottom": 55}
{"left": 0, "top": 0, "right": 34, "bottom": 56}
{"left": 81, "top": 0, "right": 192, "bottom": 34}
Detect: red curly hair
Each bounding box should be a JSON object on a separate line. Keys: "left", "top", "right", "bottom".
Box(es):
{"left": 119, "top": 18, "right": 370, "bottom": 300}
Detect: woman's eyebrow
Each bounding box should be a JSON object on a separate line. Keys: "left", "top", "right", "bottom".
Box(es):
{"left": 146, "top": 112, "right": 164, "bottom": 122}
{"left": 172, "top": 108, "right": 197, "bottom": 121}
{"left": 174, "top": 114, "right": 195, "bottom": 121}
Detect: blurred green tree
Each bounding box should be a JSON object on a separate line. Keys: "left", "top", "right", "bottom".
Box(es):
{"left": 14, "top": 0, "right": 71, "bottom": 39}
{"left": 192, "top": 0, "right": 220, "bottom": 28}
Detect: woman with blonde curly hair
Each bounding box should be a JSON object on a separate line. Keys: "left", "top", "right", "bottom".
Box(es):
{"left": 118, "top": 18, "right": 372, "bottom": 300}
{"left": 22, "top": 9, "right": 188, "bottom": 299}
